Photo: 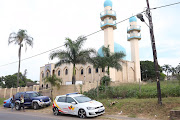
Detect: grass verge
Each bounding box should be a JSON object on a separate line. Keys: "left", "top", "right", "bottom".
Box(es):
{"left": 0, "top": 98, "right": 6, "bottom": 106}
{"left": 99, "top": 97, "right": 180, "bottom": 120}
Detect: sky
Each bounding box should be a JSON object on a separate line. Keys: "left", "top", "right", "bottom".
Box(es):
{"left": 0, "top": 0, "right": 179, "bottom": 81}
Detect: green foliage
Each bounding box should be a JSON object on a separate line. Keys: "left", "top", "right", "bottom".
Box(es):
{"left": 140, "top": 61, "right": 162, "bottom": 81}
{"left": 159, "top": 73, "right": 166, "bottom": 81}
{"left": 0, "top": 98, "right": 6, "bottom": 105}
{"left": 100, "top": 76, "right": 111, "bottom": 86}
{"left": 49, "top": 36, "right": 95, "bottom": 84}
{"left": 8, "top": 29, "right": 33, "bottom": 87}
{"left": 90, "top": 46, "right": 125, "bottom": 75}
{"left": 0, "top": 73, "right": 33, "bottom": 88}
{"left": 44, "top": 74, "right": 62, "bottom": 89}
{"left": 84, "top": 81, "right": 180, "bottom": 99}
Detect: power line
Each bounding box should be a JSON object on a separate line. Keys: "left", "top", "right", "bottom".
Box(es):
{"left": 0, "top": 1, "right": 179, "bottom": 68}
{"left": 0, "top": 45, "right": 65, "bottom": 67}
{"left": 0, "top": 13, "right": 138, "bottom": 68}
{"left": 151, "top": 1, "right": 180, "bottom": 10}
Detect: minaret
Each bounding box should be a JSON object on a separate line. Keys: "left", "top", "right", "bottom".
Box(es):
{"left": 100, "top": 0, "right": 117, "bottom": 81}
{"left": 127, "top": 16, "right": 141, "bottom": 82}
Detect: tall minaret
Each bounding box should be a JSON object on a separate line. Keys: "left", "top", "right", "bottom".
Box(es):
{"left": 100, "top": 0, "right": 117, "bottom": 81}
{"left": 127, "top": 16, "right": 141, "bottom": 82}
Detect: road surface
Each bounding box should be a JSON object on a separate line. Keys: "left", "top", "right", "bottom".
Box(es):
{"left": 0, "top": 107, "right": 149, "bottom": 120}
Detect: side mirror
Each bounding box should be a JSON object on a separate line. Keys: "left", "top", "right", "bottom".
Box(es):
{"left": 71, "top": 102, "right": 76, "bottom": 105}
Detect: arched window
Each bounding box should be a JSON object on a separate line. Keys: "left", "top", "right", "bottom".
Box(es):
{"left": 46, "top": 84, "right": 48, "bottom": 89}
{"left": 58, "top": 70, "right": 60, "bottom": 76}
{"left": 42, "top": 73, "right": 44, "bottom": 78}
{"left": 65, "top": 69, "right": 68, "bottom": 75}
{"left": 89, "top": 68, "right": 91, "bottom": 74}
{"left": 42, "top": 84, "right": 43, "bottom": 88}
{"left": 81, "top": 69, "right": 83, "bottom": 75}
{"left": 102, "top": 68, "right": 104, "bottom": 72}
{"left": 46, "top": 72, "right": 49, "bottom": 77}
{"left": 96, "top": 68, "right": 98, "bottom": 73}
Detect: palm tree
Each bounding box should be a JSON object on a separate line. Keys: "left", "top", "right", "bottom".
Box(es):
{"left": 44, "top": 72, "right": 62, "bottom": 100}
{"left": 162, "top": 64, "right": 172, "bottom": 80}
{"left": 91, "top": 46, "right": 125, "bottom": 76}
{"left": 49, "top": 36, "right": 95, "bottom": 84}
{"left": 171, "top": 67, "right": 176, "bottom": 76}
{"left": 8, "top": 29, "right": 33, "bottom": 87}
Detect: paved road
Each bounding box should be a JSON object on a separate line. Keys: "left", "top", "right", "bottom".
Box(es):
{"left": 0, "top": 107, "right": 150, "bottom": 120}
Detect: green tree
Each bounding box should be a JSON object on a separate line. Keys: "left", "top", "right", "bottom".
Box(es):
{"left": 91, "top": 46, "right": 125, "bottom": 76}
{"left": 44, "top": 73, "right": 62, "bottom": 100}
{"left": 1, "top": 72, "right": 34, "bottom": 88}
{"left": 162, "top": 64, "right": 172, "bottom": 80}
{"left": 171, "top": 67, "right": 176, "bottom": 76}
{"left": 49, "top": 36, "right": 95, "bottom": 84}
{"left": 0, "top": 77, "right": 5, "bottom": 88}
{"left": 140, "top": 61, "right": 163, "bottom": 81}
{"left": 8, "top": 29, "right": 33, "bottom": 87}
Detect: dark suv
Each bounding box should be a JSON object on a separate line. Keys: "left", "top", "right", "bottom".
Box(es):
{"left": 14, "top": 91, "right": 51, "bottom": 110}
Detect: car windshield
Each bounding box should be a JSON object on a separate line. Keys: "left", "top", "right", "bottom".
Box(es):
{"left": 30, "top": 92, "right": 41, "bottom": 97}
{"left": 74, "top": 96, "right": 92, "bottom": 103}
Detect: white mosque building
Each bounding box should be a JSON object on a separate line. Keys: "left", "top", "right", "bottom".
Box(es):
{"left": 40, "top": 0, "right": 141, "bottom": 88}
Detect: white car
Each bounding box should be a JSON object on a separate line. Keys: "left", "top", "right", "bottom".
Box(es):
{"left": 52, "top": 93, "right": 105, "bottom": 118}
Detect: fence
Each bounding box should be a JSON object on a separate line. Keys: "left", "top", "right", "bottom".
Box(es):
{"left": 0, "top": 85, "right": 39, "bottom": 99}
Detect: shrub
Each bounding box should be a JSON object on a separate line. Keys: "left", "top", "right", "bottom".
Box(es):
{"left": 83, "top": 81, "right": 180, "bottom": 99}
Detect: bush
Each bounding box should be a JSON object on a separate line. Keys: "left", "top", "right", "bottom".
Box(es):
{"left": 83, "top": 81, "right": 180, "bottom": 99}
{"left": 100, "top": 76, "right": 111, "bottom": 86}
{"left": 159, "top": 73, "right": 166, "bottom": 81}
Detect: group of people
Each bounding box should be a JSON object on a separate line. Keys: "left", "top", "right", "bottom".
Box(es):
{"left": 10, "top": 95, "right": 25, "bottom": 112}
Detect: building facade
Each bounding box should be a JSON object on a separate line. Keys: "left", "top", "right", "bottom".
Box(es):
{"left": 40, "top": 0, "right": 141, "bottom": 87}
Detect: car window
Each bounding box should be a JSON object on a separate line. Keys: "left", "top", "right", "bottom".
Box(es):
{"left": 29, "top": 92, "right": 40, "bottom": 97}
{"left": 74, "top": 96, "right": 92, "bottom": 103}
{"left": 66, "top": 97, "right": 76, "bottom": 103}
{"left": 57, "top": 97, "right": 66, "bottom": 102}
{"left": 24, "top": 94, "right": 30, "bottom": 98}
{"left": 15, "top": 93, "right": 20, "bottom": 99}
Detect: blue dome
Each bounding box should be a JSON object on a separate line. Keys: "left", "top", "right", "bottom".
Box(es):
{"left": 104, "top": 0, "right": 112, "bottom": 7}
{"left": 129, "top": 16, "right": 137, "bottom": 22}
{"left": 97, "top": 42, "right": 126, "bottom": 59}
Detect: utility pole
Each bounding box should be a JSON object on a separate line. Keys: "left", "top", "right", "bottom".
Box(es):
{"left": 146, "top": 0, "right": 162, "bottom": 105}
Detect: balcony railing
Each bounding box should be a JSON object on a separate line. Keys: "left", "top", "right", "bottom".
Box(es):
{"left": 100, "top": 19, "right": 117, "bottom": 30}
{"left": 127, "top": 33, "right": 141, "bottom": 41}
{"left": 127, "top": 25, "right": 141, "bottom": 33}
{"left": 100, "top": 10, "right": 116, "bottom": 20}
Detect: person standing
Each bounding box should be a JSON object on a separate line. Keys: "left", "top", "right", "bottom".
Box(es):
{"left": 10, "top": 95, "right": 15, "bottom": 112}
{"left": 20, "top": 94, "right": 25, "bottom": 112}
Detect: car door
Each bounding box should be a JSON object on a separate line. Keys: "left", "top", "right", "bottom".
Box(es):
{"left": 66, "top": 97, "right": 78, "bottom": 115}
{"left": 24, "top": 93, "right": 31, "bottom": 106}
{"left": 56, "top": 96, "right": 68, "bottom": 114}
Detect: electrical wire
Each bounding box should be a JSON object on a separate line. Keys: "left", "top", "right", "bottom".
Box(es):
{"left": 0, "top": 1, "right": 180, "bottom": 68}
{"left": 151, "top": 1, "right": 180, "bottom": 10}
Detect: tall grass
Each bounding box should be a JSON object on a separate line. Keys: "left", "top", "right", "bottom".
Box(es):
{"left": 83, "top": 81, "right": 180, "bottom": 99}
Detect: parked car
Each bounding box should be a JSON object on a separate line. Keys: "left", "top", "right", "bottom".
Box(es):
{"left": 14, "top": 91, "right": 51, "bottom": 110}
{"left": 52, "top": 92, "right": 105, "bottom": 118}
{"left": 3, "top": 97, "right": 12, "bottom": 108}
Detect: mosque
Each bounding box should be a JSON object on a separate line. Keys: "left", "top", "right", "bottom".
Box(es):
{"left": 40, "top": 0, "right": 141, "bottom": 88}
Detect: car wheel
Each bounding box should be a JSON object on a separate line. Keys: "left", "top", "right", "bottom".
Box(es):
{"left": 15, "top": 103, "right": 20, "bottom": 110}
{"left": 33, "top": 102, "right": 39, "bottom": 110}
{"left": 78, "top": 109, "right": 86, "bottom": 119}
{"left": 53, "top": 107, "right": 59, "bottom": 116}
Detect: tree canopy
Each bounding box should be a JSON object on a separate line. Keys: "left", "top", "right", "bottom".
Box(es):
{"left": 49, "top": 36, "right": 95, "bottom": 84}
{"left": 140, "top": 61, "right": 164, "bottom": 81}
{"left": 0, "top": 72, "right": 34, "bottom": 88}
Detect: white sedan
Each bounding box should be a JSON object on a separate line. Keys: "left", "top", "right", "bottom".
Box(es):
{"left": 52, "top": 93, "right": 105, "bottom": 118}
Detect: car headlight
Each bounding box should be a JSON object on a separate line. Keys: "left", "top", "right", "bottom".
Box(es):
{"left": 40, "top": 99, "right": 43, "bottom": 102}
{"left": 87, "top": 107, "right": 95, "bottom": 110}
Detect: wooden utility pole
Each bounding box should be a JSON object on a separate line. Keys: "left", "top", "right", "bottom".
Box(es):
{"left": 146, "top": 0, "right": 162, "bottom": 105}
